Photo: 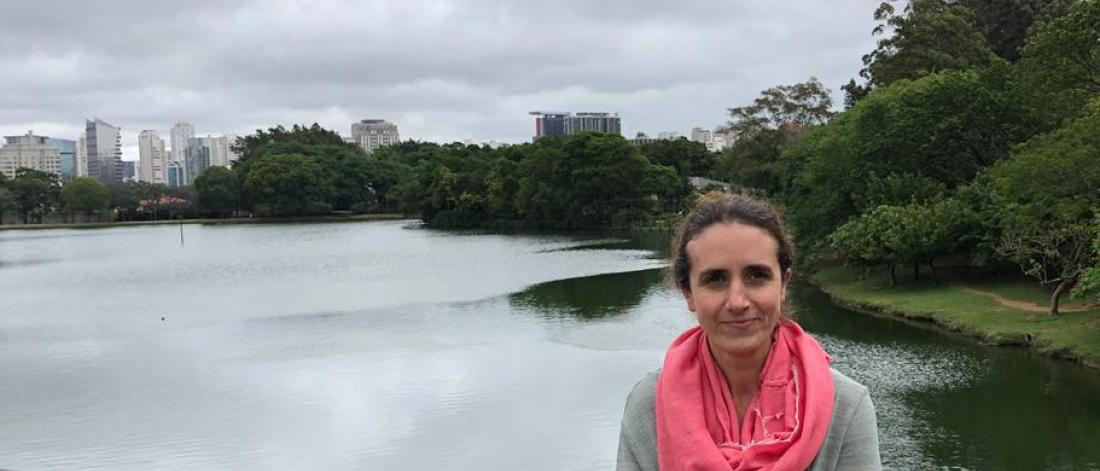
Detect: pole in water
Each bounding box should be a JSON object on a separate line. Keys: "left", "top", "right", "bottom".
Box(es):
{"left": 179, "top": 221, "right": 184, "bottom": 246}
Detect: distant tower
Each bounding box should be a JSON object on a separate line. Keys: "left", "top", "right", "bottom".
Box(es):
{"left": 350, "top": 119, "right": 400, "bottom": 153}
{"left": 530, "top": 111, "right": 621, "bottom": 140}
{"left": 138, "top": 130, "right": 167, "bottom": 184}
{"left": 85, "top": 118, "right": 123, "bottom": 186}
{"left": 171, "top": 122, "right": 195, "bottom": 166}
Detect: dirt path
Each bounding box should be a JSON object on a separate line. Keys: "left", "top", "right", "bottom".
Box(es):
{"left": 954, "top": 285, "right": 1098, "bottom": 313}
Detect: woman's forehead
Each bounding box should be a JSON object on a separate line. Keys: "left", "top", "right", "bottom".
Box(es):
{"left": 685, "top": 222, "right": 779, "bottom": 267}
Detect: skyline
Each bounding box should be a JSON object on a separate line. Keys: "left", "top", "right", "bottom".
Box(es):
{"left": 0, "top": 0, "right": 879, "bottom": 161}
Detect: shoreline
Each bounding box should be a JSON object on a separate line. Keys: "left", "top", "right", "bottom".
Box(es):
{"left": 0, "top": 213, "right": 410, "bottom": 231}
{"left": 807, "top": 266, "right": 1100, "bottom": 370}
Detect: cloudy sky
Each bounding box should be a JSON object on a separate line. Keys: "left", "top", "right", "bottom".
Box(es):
{"left": 1, "top": 0, "right": 879, "bottom": 160}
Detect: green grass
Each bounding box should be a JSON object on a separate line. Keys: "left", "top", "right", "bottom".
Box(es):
{"left": 811, "top": 265, "right": 1100, "bottom": 368}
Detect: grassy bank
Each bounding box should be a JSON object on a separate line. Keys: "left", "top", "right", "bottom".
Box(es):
{"left": 810, "top": 266, "right": 1100, "bottom": 369}
{"left": 0, "top": 213, "right": 409, "bottom": 231}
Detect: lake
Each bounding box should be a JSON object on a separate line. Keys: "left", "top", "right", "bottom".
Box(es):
{"left": 1, "top": 220, "right": 1098, "bottom": 470}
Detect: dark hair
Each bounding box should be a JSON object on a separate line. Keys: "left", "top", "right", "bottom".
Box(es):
{"left": 670, "top": 191, "right": 795, "bottom": 294}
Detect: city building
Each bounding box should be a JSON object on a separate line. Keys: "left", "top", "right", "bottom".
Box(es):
{"left": 184, "top": 136, "right": 214, "bottom": 185}
{"left": 76, "top": 133, "right": 88, "bottom": 177}
{"left": 166, "top": 160, "right": 185, "bottom": 188}
{"left": 351, "top": 119, "right": 400, "bottom": 153}
{"left": 530, "top": 111, "right": 621, "bottom": 140}
{"left": 629, "top": 132, "right": 661, "bottom": 146}
{"left": 122, "top": 160, "right": 136, "bottom": 182}
{"left": 690, "top": 127, "right": 712, "bottom": 143}
{"left": 45, "top": 137, "right": 77, "bottom": 183}
{"left": 657, "top": 131, "right": 680, "bottom": 140}
{"left": 85, "top": 118, "right": 124, "bottom": 186}
{"left": 171, "top": 122, "right": 194, "bottom": 166}
{"left": 0, "top": 132, "right": 62, "bottom": 179}
{"left": 138, "top": 130, "right": 167, "bottom": 184}
{"left": 209, "top": 135, "right": 240, "bottom": 167}
{"left": 690, "top": 127, "right": 727, "bottom": 152}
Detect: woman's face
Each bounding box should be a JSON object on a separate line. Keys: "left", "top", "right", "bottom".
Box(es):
{"left": 682, "top": 222, "right": 789, "bottom": 358}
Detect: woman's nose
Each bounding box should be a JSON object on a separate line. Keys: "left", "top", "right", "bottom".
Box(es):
{"left": 724, "top": 279, "right": 751, "bottom": 312}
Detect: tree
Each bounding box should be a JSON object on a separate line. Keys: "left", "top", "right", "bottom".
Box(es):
{"left": 0, "top": 187, "right": 11, "bottom": 225}
{"left": 1072, "top": 221, "right": 1100, "bottom": 303}
{"left": 859, "top": 0, "right": 993, "bottom": 88}
{"left": 714, "top": 129, "right": 787, "bottom": 196}
{"left": 233, "top": 123, "right": 353, "bottom": 171}
{"left": 0, "top": 172, "right": 11, "bottom": 225}
{"left": 830, "top": 207, "right": 897, "bottom": 284}
{"left": 193, "top": 166, "right": 240, "bottom": 217}
{"left": 10, "top": 168, "right": 60, "bottom": 223}
{"left": 1018, "top": 0, "right": 1100, "bottom": 127}
{"left": 637, "top": 138, "right": 714, "bottom": 178}
{"left": 984, "top": 100, "right": 1100, "bottom": 315}
{"left": 960, "top": 0, "right": 1076, "bottom": 62}
{"left": 783, "top": 68, "right": 1031, "bottom": 250}
{"left": 724, "top": 78, "right": 833, "bottom": 140}
{"left": 244, "top": 154, "right": 333, "bottom": 216}
{"left": 998, "top": 221, "right": 1098, "bottom": 316}
{"left": 108, "top": 182, "right": 165, "bottom": 221}
{"left": 60, "top": 177, "right": 109, "bottom": 222}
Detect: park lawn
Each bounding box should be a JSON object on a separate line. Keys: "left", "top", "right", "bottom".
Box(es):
{"left": 811, "top": 265, "right": 1100, "bottom": 368}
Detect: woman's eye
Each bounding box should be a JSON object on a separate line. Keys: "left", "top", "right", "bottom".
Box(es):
{"left": 748, "top": 270, "right": 771, "bottom": 283}
{"left": 702, "top": 273, "right": 727, "bottom": 285}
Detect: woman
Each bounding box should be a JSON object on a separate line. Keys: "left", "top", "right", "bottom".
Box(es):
{"left": 617, "top": 193, "right": 881, "bottom": 471}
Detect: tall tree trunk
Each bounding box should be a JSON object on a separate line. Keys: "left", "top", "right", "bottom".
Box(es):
{"left": 889, "top": 263, "right": 897, "bottom": 287}
{"left": 928, "top": 258, "right": 937, "bottom": 279}
{"left": 1049, "top": 276, "right": 1080, "bottom": 317}
{"left": 913, "top": 261, "right": 920, "bottom": 280}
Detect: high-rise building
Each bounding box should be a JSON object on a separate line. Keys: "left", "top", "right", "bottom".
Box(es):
{"left": 530, "top": 111, "right": 621, "bottom": 140}
{"left": 184, "top": 136, "right": 214, "bottom": 185}
{"left": 0, "top": 132, "right": 62, "bottom": 179}
{"left": 76, "top": 133, "right": 88, "bottom": 177}
{"left": 171, "top": 122, "right": 194, "bottom": 166}
{"left": 45, "top": 137, "right": 77, "bottom": 183}
{"left": 690, "top": 127, "right": 712, "bottom": 144}
{"left": 85, "top": 118, "right": 124, "bottom": 186}
{"left": 350, "top": 119, "right": 400, "bottom": 153}
{"left": 138, "top": 130, "right": 167, "bottom": 184}
{"left": 122, "top": 160, "right": 136, "bottom": 182}
{"left": 166, "top": 160, "right": 184, "bottom": 188}
{"left": 690, "top": 127, "right": 726, "bottom": 152}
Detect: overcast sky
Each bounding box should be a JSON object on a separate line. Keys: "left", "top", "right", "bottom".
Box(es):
{"left": 0, "top": 0, "right": 879, "bottom": 161}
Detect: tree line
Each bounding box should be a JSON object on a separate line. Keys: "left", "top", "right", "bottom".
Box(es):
{"left": 712, "top": 0, "right": 1100, "bottom": 315}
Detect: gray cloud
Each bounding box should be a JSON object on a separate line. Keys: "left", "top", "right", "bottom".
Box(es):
{"left": 0, "top": 0, "right": 879, "bottom": 158}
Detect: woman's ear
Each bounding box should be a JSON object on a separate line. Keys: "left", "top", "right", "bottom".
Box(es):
{"left": 681, "top": 286, "right": 696, "bottom": 312}
{"left": 780, "top": 268, "right": 792, "bottom": 303}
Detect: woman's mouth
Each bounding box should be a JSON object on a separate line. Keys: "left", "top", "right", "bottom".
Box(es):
{"left": 720, "top": 318, "right": 758, "bottom": 330}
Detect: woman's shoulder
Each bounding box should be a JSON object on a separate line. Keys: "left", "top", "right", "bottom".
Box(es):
{"left": 829, "top": 368, "right": 871, "bottom": 412}
{"left": 622, "top": 370, "right": 660, "bottom": 422}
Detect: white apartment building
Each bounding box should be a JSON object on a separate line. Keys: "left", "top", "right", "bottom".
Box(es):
{"left": 138, "top": 130, "right": 167, "bottom": 184}
{"left": 171, "top": 122, "right": 194, "bottom": 166}
{"left": 0, "top": 132, "right": 61, "bottom": 179}
{"left": 76, "top": 133, "right": 88, "bottom": 176}
{"left": 351, "top": 119, "right": 400, "bottom": 153}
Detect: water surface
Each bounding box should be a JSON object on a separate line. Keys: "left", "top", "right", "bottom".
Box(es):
{"left": 1, "top": 221, "right": 1098, "bottom": 470}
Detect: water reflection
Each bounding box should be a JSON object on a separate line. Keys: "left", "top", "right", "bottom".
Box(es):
{"left": 510, "top": 269, "right": 665, "bottom": 320}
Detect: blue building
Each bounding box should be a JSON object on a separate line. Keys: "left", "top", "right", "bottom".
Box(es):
{"left": 44, "top": 138, "right": 77, "bottom": 183}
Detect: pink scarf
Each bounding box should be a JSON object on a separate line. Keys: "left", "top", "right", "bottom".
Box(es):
{"left": 656, "top": 321, "right": 835, "bottom": 471}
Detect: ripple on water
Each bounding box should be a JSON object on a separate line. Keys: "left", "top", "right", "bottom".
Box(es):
{"left": 817, "top": 334, "right": 988, "bottom": 470}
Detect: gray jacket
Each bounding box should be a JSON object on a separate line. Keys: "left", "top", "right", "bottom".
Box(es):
{"left": 617, "top": 369, "right": 882, "bottom": 471}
